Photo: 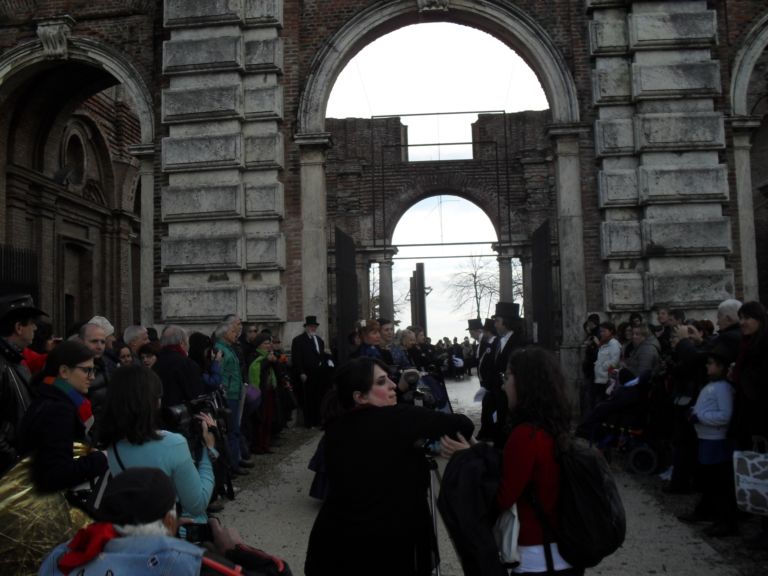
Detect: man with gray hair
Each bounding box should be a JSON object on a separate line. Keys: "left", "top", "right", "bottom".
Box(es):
{"left": 714, "top": 298, "right": 743, "bottom": 359}
{"left": 123, "top": 325, "right": 149, "bottom": 364}
{"left": 215, "top": 315, "right": 248, "bottom": 475}
{"left": 154, "top": 324, "right": 204, "bottom": 408}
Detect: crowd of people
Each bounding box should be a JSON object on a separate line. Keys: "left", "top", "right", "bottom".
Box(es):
{"left": 2, "top": 287, "right": 767, "bottom": 575}
{"left": 577, "top": 299, "right": 768, "bottom": 548}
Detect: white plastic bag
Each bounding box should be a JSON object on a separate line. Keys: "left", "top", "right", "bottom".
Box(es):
{"left": 733, "top": 437, "right": 768, "bottom": 516}
{"left": 493, "top": 504, "right": 521, "bottom": 566}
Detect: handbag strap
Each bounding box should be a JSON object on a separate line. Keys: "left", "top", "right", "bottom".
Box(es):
{"left": 112, "top": 442, "right": 127, "bottom": 471}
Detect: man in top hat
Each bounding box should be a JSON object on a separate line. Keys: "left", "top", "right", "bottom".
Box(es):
{"left": 466, "top": 318, "right": 482, "bottom": 376}
{"left": 478, "top": 302, "right": 520, "bottom": 444}
{"left": 0, "top": 294, "right": 46, "bottom": 474}
{"left": 291, "top": 316, "right": 328, "bottom": 428}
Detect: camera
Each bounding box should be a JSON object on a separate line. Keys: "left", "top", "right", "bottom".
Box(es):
{"left": 163, "top": 394, "right": 228, "bottom": 461}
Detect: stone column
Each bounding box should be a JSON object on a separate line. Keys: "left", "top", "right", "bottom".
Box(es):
{"left": 498, "top": 255, "right": 513, "bottom": 302}
{"left": 549, "top": 127, "right": 588, "bottom": 349}
{"left": 297, "top": 134, "right": 332, "bottom": 333}
{"left": 356, "top": 257, "right": 370, "bottom": 320}
{"left": 730, "top": 117, "right": 761, "bottom": 301}
{"left": 131, "top": 148, "right": 155, "bottom": 327}
{"left": 379, "top": 258, "right": 394, "bottom": 320}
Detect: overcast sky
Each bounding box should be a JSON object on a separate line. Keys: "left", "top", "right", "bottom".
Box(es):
{"left": 327, "top": 23, "right": 548, "bottom": 340}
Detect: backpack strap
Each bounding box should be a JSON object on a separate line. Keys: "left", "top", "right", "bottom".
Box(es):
{"left": 526, "top": 487, "right": 556, "bottom": 575}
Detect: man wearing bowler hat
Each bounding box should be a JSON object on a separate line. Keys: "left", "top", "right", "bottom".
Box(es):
{"left": 0, "top": 293, "right": 46, "bottom": 474}
{"left": 478, "top": 302, "right": 520, "bottom": 445}
{"left": 291, "top": 316, "right": 328, "bottom": 428}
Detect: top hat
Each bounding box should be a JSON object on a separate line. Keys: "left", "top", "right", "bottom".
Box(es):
{"left": 303, "top": 315, "right": 320, "bottom": 327}
{"left": 466, "top": 318, "right": 483, "bottom": 331}
{"left": 0, "top": 294, "right": 46, "bottom": 322}
{"left": 482, "top": 318, "right": 497, "bottom": 333}
{"left": 492, "top": 302, "right": 520, "bottom": 320}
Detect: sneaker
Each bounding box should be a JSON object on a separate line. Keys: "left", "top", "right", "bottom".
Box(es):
{"left": 238, "top": 459, "right": 255, "bottom": 468}
{"left": 207, "top": 500, "right": 225, "bottom": 513}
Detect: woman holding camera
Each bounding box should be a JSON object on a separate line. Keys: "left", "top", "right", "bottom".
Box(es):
{"left": 305, "top": 357, "right": 474, "bottom": 576}
{"left": 99, "top": 365, "right": 216, "bottom": 528}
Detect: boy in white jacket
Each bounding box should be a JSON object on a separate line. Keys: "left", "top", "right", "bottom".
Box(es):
{"left": 679, "top": 344, "right": 738, "bottom": 537}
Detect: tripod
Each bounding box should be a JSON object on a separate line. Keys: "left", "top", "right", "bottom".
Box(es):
{"left": 426, "top": 455, "right": 443, "bottom": 576}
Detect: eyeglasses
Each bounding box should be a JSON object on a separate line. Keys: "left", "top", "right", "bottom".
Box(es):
{"left": 74, "top": 365, "right": 96, "bottom": 377}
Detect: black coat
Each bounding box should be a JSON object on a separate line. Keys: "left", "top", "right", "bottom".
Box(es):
{"left": 290, "top": 332, "right": 326, "bottom": 380}
{"left": 154, "top": 347, "right": 205, "bottom": 408}
{"left": 20, "top": 383, "right": 107, "bottom": 491}
{"left": 0, "top": 338, "right": 32, "bottom": 473}
{"left": 305, "top": 404, "right": 474, "bottom": 576}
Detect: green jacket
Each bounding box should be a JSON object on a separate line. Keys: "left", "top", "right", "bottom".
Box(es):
{"left": 248, "top": 348, "right": 276, "bottom": 390}
{"left": 217, "top": 340, "right": 242, "bottom": 401}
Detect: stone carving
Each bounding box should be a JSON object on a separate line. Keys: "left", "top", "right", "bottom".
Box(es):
{"left": 36, "top": 17, "right": 74, "bottom": 59}
{"left": 417, "top": 0, "right": 449, "bottom": 12}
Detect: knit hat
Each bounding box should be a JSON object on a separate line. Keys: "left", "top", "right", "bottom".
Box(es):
{"left": 88, "top": 315, "right": 115, "bottom": 338}
{"left": 253, "top": 333, "right": 272, "bottom": 348}
{"left": 96, "top": 468, "right": 176, "bottom": 525}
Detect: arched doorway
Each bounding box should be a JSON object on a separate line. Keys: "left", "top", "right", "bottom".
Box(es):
{"left": 0, "top": 27, "right": 155, "bottom": 332}
{"left": 296, "top": 1, "right": 584, "bottom": 360}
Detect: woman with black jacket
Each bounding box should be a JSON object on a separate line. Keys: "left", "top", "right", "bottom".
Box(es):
{"left": 305, "top": 357, "right": 474, "bottom": 576}
{"left": 20, "top": 340, "right": 107, "bottom": 491}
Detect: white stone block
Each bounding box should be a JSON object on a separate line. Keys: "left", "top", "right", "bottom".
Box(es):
{"left": 628, "top": 11, "right": 717, "bottom": 49}
{"left": 642, "top": 218, "right": 731, "bottom": 256}
{"left": 599, "top": 169, "right": 638, "bottom": 206}
{"left": 163, "top": 85, "right": 243, "bottom": 123}
{"left": 638, "top": 165, "right": 728, "bottom": 203}
{"left": 245, "top": 285, "right": 285, "bottom": 321}
{"left": 589, "top": 20, "right": 628, "bottom": 54}
{"left": 245, "top": 234, "right": 284, "bottom": 269}
{"left": 162, "top": 236, "right": 243, "bottom": 271}
{"left": 245, "top": 133, "right": 284, "bottom": 168}
{"left": 244, "top": 0, "right": 283, "bottom": 26}
{"left": 163, "top": 184, "right": 242, "bottom": 221}
{"left": 645, "top": 270, "right": 734, "bottom": 308}
{"left": 244, "top": 38, "right": 282, "bottom": 71}
{"left": 601, "top": 221, "right": 642, "bottom": 258}
{"left": 245, "top": 183, "right": 284, "bottom": 218}
{"left": 163, "top": 36, "right": 242, "bottom": 74}
{"left": 592, "top": 58, "right": 632, "bottom": 104}
{"left": 163, "top": 286, "right": 241, "bottom": 322}
{"left": 635, "top": 113, "right": 724, "bottom": 151}
{"left": 604, "top": 273, "right": 645, "bottom": 311}
{"left": 165, "top": 0, "right": 242, "bottom": 27}
{"left": 595, "top": 118, "right": 635, "bottom": 156}
{"left": 244, "top": 85, "right": 283, "bottom": 119}
{"left": 631, "top": 62, "right": 720, "bottom": 99}
{"left": 162, "top": 134, "right": 244, "bottom": 171}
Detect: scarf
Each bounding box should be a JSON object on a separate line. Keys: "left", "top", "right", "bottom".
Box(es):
{"left": 44, "top": 376, "right": 94, "bottom": 434}
{"left": 164, "top": 344, "right": 187, "bottom": 357}
{"left": 57, "top": 523, "right": 119, "bottom": 574}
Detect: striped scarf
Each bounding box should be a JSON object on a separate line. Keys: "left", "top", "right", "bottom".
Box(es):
{"left": 43, "top": 376, "right": 95, "bottom": 434}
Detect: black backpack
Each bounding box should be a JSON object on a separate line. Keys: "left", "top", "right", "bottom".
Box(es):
{"left": 530, "top": 437, "right": 626, "bottom": 569}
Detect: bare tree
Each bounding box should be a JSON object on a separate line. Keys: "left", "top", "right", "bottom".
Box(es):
{"left": 448, "top": 255, "right": 500, "bottom": 319}
{"left": 368, "top": 265, "right": 406, "bottom": 322}
{"left": 448, "top": 255, "right": 525, "bottom": 318}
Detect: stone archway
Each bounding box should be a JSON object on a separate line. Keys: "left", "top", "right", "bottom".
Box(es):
{"left": 0, "top": 26, "right": 156, "bottom": 325}
{"left": 730, "top": 11, "right": 768, "bottom": 301}
{"left": 296, "top": 0, "right": 586, "bottom": 353}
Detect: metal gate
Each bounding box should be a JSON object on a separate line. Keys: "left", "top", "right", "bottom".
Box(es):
{"left": 334, "top": 227, "right": 358, "bottom": 365}
{"left": 531, "top": 221, "right": 555, "bottom": 349}
{"left": 0, "top": 244, "right": 38, "bottom": 300}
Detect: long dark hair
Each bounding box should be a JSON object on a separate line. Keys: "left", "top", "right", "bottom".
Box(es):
{"left": 506, "top": 347, "right": 571, "bottom": 440}
{"left": 31, "top": 340, "right": 94, "bottom": 386}
{"left": 99, "top": 365, "right": 163, "bottom": 446}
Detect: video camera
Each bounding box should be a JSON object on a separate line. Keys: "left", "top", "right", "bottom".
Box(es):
{"left": 163, "top": 393, "right": 228, "bottom": 461}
